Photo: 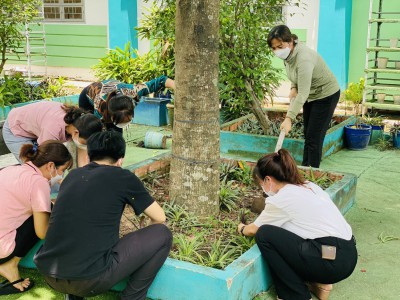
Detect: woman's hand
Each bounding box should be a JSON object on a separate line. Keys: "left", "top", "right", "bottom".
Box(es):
{"left": 288, "top": 87, "right": 298, "bottom": 100}
{"left": 280, "top": 117, "right": 292, "bottom": 135}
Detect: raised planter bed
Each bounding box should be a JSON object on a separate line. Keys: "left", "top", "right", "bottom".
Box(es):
{"left": 113, "top": 154, "right": 357, "bottom": 300}
{"left": 220, "top": 110, "right": 356, "bottom": 164}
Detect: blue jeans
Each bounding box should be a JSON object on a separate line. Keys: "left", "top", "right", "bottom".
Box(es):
{"left": 2, "top": 120, "right": 35, "bottom": 163}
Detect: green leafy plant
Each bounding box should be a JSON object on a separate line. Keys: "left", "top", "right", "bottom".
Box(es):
{"left": 170, "top": 233, "right": 204, "bottom": 264}
{"left": 92, "top": 42, "right": 174, "bottom": 83}
{"left": 342, "top": 78, "right": 365, "bottom": 116}
{"left": 219, "top": 180, "right": 240, "bottom": 212}
{"left": 201, "top": 237, "right": 238, "bottom": 269}
{"left": 300, "top": 168, "right": 336, "bottom": 190}
{"left": 374, "top": 137, "right": 392, "bottom": 151}
{"left": 0, "top": 74, "right": 68, "bottom": 107}
{"left": 361, "top": 113, "right": 385, "bottom": 127}
{"left": 0, "top": 0, "right": 41, "bottom": 74}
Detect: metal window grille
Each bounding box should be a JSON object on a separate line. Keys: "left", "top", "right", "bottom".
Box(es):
{"left": 43, "top": 0, "right": 84, "bottom": 22}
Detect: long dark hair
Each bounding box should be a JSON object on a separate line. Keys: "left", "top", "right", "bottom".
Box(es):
{"left": 71, "top": 114, "right": 103, "bottom": 139}
{"left": 62, "top": 105, "right": 103, "bottom": 138}
{"left": 100, "top": 91, "right": 134, "bottom": 124}
{"left": 253, "top": 149, "right": 305, "bottom": 185}
{"left": 267, "top": 25, "right": 298, "bottom": 48}
{"left": 20, "top": 140, "right": 73, "bottom": 169}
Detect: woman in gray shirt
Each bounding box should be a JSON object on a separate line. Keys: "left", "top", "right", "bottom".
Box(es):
{"left": 268, "top": 25, "right": 340, "bottom": 168}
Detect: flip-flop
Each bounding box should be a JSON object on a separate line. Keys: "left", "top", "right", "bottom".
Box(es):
{"left": 0, "top": 278, "right": 34, "bottom": 295}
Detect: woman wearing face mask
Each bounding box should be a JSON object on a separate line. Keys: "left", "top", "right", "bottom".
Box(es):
{"left": 237, "top": 149, "right": 357, "bottom": 300}
{"left": 0, "top": 141, "right": 72, "bottom": 296}
{"left": 268, "top": 25, "right": 340, "bottom": 168}
{"left": 79, "top": 75, "right": 175, "bottom": 132}
{"left": 63, "top": 114, "right": 103, "bottom": 169}
{"left": 2, "top": 101, "right": 101, "bottom": 164}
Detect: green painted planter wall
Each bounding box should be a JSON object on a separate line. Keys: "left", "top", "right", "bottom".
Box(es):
{"left": 220, "top": 112, "right": 356, "bottom": 163}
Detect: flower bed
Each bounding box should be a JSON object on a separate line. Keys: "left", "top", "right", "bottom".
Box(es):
{"left": 112, "top": 154, "right": 357, "bottom": 300}
{"left": 220, "top": 110, "right": 356, "bottom": 163}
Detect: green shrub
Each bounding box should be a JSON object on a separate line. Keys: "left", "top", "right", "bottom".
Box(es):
{"left": 92, "top": 42, "right": 174, "bottom": 83}
{"left": 0, "top": 74, "right": 68, "bottom": 107}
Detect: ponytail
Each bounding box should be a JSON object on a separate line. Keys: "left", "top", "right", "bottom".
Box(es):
{"left": 20, "top": 140, "right": 73, "bottom": 169}
{"left": 253, "top": 149, "right": 304, "bottom": 185}
{"left": 62, "top": 105, "right": 87, "bottom": 125}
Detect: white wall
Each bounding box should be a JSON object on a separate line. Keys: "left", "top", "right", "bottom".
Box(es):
{"left": 284, "top": 0, "right": 320, "bottom": 50}
{"left": 85, "top": 0, "right": 108, "bottom": 26}
{"left": 137, "top": 0, "right": 151, "bottom": 54}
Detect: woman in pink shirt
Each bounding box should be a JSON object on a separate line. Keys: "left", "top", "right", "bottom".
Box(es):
{"left": 0, "top": 141, "right": 72, "bottom": 296}
{"left": 2, "top": 101, "right": 102, "bottom": 163}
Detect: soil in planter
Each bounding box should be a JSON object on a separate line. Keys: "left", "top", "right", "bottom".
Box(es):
{"left": 119, "top": 162, "right": 339, "bottom": 270}
{"left": 237, "top": 115, "right": 338, "bottom": 139}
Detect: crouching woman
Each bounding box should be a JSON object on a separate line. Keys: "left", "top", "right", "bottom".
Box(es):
{"left": 0, "top": 141, "right": 72, "bottom": 295}
{"left": 237, "top": 149, "right": 357, "bottom": 300}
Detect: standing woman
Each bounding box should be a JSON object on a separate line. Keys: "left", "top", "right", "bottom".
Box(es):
{"left": 0, "top": 141, "right": 72, "bottom": 296}
{"left": 2, "top": 101, "right": 102, "bottom": 163}
{"left": 79, "top": 75, "right": 175, "bottom": 132}
{"left": 237, "top": 149, "right": 357, "bottom": 300}
{"left": 268, "top": 25, "right": 340, "bottom": 168}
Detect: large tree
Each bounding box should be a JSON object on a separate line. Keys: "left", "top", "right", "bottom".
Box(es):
{"left": 0, "top": 0, "right": 41, "bottom": 74}
{"left": 169, "top": 0, "right": 220, "bottom": 217}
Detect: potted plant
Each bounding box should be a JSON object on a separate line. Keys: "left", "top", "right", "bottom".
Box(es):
{"left": 390, "top": 122, "right": 400, "bottom": 149}
{"left": 361, "top": 113, "right": 385, "bottom": 145}
{"left": 342, "top": 78, "right": 372, "bottom": 150}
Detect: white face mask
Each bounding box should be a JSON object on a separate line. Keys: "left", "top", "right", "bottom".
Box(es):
{"left": 262, "top": 179, "right": 276, "bottom": 197}
{"left": 115, "top": 121, "right": 131, "bottom": 129}
{"left": 49, "top": 168, "right": 64, "bottom": 187}
{"left": 273, "top": 47, "right": 291, "bottom": 60}
{"left": 73, "top": 138, "right": 87, "bottom": 150}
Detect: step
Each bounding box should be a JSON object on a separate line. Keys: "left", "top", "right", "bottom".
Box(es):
{"left": 365, "top": 68, "right": 400, "bottom": 74}
{"left": 367, "top": 47, "right": 400, "bottom": 52}
{"left": 363, "top": 102, "right": 400, "bottom": 111}
{"left": 369, "top": 18, "right": 400, "bottom": 23}
{"left": 365, "top": 84, "right": 400, "bottom": 92}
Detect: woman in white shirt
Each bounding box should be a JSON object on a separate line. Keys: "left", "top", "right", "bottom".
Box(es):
{"left": 237, "top": 149, "right": 357, "bottom": 300}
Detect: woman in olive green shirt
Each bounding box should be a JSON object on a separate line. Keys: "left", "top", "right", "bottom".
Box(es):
{"left": 268, "top": 25, "right": 340, "bottom": 168}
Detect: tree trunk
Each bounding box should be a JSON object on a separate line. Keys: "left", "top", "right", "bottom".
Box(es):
{"left": 245, "top": 81, "right": 271, "bottom": 135}
{"left": 169, "top": 0, "right": 220, "bottom": 217}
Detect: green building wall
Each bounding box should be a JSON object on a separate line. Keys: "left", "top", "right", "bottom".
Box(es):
{"left": 348, "top": 0, "right": 400, "bottom": 84}
{"left": 7, "top": 24, "right": 107, "bottom": 69}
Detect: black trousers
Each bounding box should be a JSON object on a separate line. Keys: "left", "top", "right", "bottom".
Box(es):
{"left": 302, "top": 90, "right": 340, "bottom": 168}
{"left": 0, "top": 216, "right": 39, "bottom": 264}
{"left": 255, "top": 225, "right": 357, "bottom": 300}
{"left": 44, "top": 224, "right": 172, "bottom": 300}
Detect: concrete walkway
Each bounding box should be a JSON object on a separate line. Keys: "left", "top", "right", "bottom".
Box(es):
{"left": 256, "top": 146, "right": 400, "bottom": 300}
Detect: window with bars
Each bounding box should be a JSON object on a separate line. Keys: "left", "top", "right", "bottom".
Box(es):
{"left": 43, "top": 0, "right": 85, "bottom": 22}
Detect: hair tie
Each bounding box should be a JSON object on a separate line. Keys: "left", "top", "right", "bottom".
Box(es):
{"left": 32, "top": 143, "right": 38, "bottom": 153}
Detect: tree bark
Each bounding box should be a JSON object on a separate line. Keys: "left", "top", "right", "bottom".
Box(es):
{"left": 169, "top": 0, "right": 220, "bottom": 217}
{"left": 245, "top": 81, "right": 271, "bottom": 135}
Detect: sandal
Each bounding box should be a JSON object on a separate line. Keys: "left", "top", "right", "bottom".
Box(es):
{"left": 0, "top": 278, "right": 34, "bottom": 295}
